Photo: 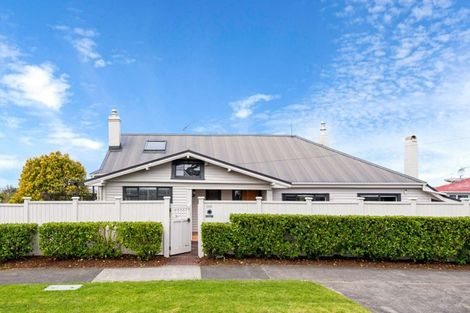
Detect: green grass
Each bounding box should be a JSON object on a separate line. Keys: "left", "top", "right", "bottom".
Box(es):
{"left": 0, "top": 280, "right": 368, "bottom": 313}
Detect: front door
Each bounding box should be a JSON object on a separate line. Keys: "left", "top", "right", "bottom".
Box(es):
{"left": 242, "top": 190, "right": 261, "bottom": 200}
{"left": 170, "top": 205, "right": 192, "bottom": 255}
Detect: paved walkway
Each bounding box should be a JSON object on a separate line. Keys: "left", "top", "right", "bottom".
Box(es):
{"left": 1, "top": 265, "right": 470, "bottom": 313}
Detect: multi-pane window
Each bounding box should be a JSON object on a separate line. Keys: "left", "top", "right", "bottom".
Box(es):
{"left": 123, "top": 187, "right": 172, "bottom": 200}
{"left": 282, "top": 193, "right": 329, "bottom": 201}
{"left": 358, "top": 193, "right": 401, "bottom": 202}
{"left": 172, "top": 160, "right": 204, "bottom": 179}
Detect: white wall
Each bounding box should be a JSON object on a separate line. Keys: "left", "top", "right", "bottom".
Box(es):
{"left": 272, "top": 187, "right": 431, "bottom": 202}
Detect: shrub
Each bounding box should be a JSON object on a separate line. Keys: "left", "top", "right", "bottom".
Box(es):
{"left": 202, "top": 214, "right": 470, "bottom": 264}
{"left": 0, "top": 224, "right": 37, "bottom": 262}
{"left": 201, "top": 223, "right": 234, "bottom": 257}
{"left": 116, "top": 222, "right": 163, "bottom": 260}
{"left": 39, "top": 222, "right": 163, "bottom": 260}
{"left": 39, "top": 222, "right": 121, "bottom": 259}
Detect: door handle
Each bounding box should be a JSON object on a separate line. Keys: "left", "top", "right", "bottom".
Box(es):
{"left": 187, "top": 218, "right": 191, "bottom": 223}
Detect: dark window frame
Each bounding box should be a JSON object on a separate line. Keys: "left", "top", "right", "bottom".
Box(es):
{"left": 171, "top": 159, "right": 204, "bottom": 180}
{"left": 122, "top": 186, "right": 172, "bottom": 201}
{"left": 357, "top": 193, "right": 401, "bottom": 202}
{"left": 205, "top": 190, "right": 222, "bottom": 200}
{"left": 281, "top": 193, "right": 330, "bottom": 201}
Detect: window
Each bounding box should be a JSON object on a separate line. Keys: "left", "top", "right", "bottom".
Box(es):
{"left": 450, "top": 194, "right": 469, "bottom": 200}
{"left": 232, "top": 190, "right": 262, "bottom": 201}
{"left": 172, "top": 160, "right": 204, "bottom": 179}
{"left": 233, "top": 190, "right": 242, "bottom": 201}
{"left": 358, "top": 193, "right": 401, "bottom": 202}
{"left": 144, "top": 140, "right": 166, "bottom": 152}
{"left": 206, "top": 190, "right": 221, "bottom": 200}
{"left": 282, "top": 193, "right": 329, "bottom": 201}
{"left": 123, "top": 187, "right": 172, "bottom": 200}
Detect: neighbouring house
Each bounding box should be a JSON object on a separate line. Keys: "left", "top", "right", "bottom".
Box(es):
{"left": 85, "top": 110, "right": 450, "bottom": 233}
{"left": 436, "top": 178, "right": 470, "bottom": 200}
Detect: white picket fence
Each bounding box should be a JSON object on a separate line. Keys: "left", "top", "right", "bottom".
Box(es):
{"left": 200, "top": 197, "right": 470, "bottom": 223}
{"left": 0, "top": 197, "right": 168, "bottom": 224}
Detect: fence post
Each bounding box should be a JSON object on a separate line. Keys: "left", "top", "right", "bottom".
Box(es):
{"left": 198, "top": 197, "right": 205, "bottom": 258}
{"left": 72, "top": 196, "right": 80, "bottom": 222}
{"left": 22, "top": 197, "right": 31, "bottom": 223}
{"left": 357, "top": 197, "right": 365, "bottom": 215}
{"left": 408, "top": 197, "right": 418, "bottom": 216}
{"left": 114, "top": 196, "right": 122, "bottom": 221}
{"left": 163, "top": 196, "right": 171, "bottom": 258}
{"left": 305, "top": 197, "right": 313, "bottom": 214}
{"left": 462, "top": 198, "right": 470, "bottom": 215}
{"left": 256, "top": 196, "right": 263, "bottom": 213}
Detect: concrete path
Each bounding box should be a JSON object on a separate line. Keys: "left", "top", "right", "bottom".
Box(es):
{"left": 93, "top": 265, "right": 201, "bottom": 282}
{"left": 1, "top": 265, "right": 470, "bottom": 313}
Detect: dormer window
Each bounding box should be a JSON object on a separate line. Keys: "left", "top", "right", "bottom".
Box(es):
{"left": 172, "top": 160, "right": 204, "bottom": 180}
{"left": 144, "top": 140, "right": 166, "bottom": 152}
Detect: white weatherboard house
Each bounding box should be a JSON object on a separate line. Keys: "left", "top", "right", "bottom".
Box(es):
{"left": 86, "top": 110, "right": 450, "bottom": 235}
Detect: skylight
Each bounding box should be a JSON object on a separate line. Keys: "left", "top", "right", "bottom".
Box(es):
{"left": 144, "top": 140, "right": 167, "bottom": 152}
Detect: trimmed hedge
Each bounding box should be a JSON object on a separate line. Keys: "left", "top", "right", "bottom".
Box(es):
{"left": 116, "top": 222, "right": 163, "bottom": 260}
{"left": 202, "top": 214, "right": 470, "bottom": 264}
{"left": 0, "top": 224, "right": 37, "bottom": 262}
{"left": 201, "top": 223, "right": 234, "bottom": 257}
{"left": 39, "top": 222, "right": 163, "bottom": 260}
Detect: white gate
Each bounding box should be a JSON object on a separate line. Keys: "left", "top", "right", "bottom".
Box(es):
{"left": 170, "top": 205, "right": 192, "bottom": 255}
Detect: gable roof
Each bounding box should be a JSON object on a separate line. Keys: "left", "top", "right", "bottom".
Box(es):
{"left": 91, "top": 134, "right": 425, "bottom": 185}
{"left": 436, "top": 178, "right": 470, "bottom": 192}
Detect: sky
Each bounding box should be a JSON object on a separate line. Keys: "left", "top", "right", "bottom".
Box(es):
{"left": 0, "top": 0, "right": 469, "bottom": 187}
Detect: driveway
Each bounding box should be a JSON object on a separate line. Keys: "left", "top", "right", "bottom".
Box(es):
{"left": 1, "top": 265, "right": 470, "bottom": 313}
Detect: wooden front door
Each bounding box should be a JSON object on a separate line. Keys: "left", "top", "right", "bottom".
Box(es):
{"left": 242, "top": 190, "right": 261, "bottom": 201}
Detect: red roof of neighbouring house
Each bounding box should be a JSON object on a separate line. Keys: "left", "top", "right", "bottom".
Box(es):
{"left": 436, "top": 178, "right": 470, "bottom": 192}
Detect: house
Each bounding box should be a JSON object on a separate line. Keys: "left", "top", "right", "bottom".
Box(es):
{"left": 86, "top": 110, "right": 449, "bottom": 232}
{"left": 436, "top": 178, "right": 470, "bottom": 200}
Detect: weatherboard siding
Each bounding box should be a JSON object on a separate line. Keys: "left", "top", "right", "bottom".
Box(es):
{"left": 103, "top": 161, "right": 266, "bottom": 184}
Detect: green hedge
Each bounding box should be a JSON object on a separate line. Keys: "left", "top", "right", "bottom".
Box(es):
{"left": 39, "top": 222, "right": 163, "bottom": 260}
{"left": 201, "top": 223, "right": 234, "bottom": 257}
{"left": 202, "top": 214, "right": 470, "bottom": 264}
{"left": 116, "top": 222, "right": 163, "bottom": 260}
{"left": 0, "top": 224, "right": 37, "bottom": 262}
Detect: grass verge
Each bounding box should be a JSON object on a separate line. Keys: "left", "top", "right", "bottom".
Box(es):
{"left": 0, "top": 280, "right": 368, "bottom": 313}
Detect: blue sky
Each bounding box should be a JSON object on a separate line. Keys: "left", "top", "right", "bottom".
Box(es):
{"left": 0, "top": 0, "right": 469, "bottom": 186}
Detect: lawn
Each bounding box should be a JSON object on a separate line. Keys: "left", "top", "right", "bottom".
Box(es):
{"left": 0, "top": 280, "right": 368, "bottom": 313}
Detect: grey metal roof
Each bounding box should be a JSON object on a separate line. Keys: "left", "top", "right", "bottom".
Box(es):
{"left": 92, "top": 134, "right": 424, "bottom": 184}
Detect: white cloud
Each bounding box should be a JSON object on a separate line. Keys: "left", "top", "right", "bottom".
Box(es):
{"left": 111, "top": 53, "right": 136, "bottom": 64}
{"left": 0, "top": 41, "right": 20, "bottom": 59}
{"left": 0, "top": 155, "right": 23, "bottom": 170}
{"left": 1, "top": 115, "right": 24, "bottom": 128}
{"left": 47, "top": 120, "right": 103, "bottom": 150}
{"left": 1, "top": 63, "right": 70, "bottom": 110}
{"left": 230, "top": 94, "right": 279, "bottom": 119}
{"left": 54, "top": 25, "right": 108, "bottom": 68}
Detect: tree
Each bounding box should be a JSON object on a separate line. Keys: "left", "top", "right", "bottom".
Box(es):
{"left": 0, "top": 185, "right": 17, "bottom": 203}
{"left": 10, "top": 152, "right": 90, "bottom": 203}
